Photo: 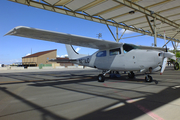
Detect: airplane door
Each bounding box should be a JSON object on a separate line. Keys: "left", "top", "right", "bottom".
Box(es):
{"left": 94, "top": 50, "right": 109, "bottom": 70}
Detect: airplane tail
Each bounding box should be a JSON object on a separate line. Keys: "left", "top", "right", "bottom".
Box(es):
{"left": 65, "top": 44, "right": 87, "bottom": 59}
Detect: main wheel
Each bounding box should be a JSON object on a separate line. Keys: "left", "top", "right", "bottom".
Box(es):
{"left": 97, "top": 74, "right": 105, "bottom": 82}
{"left": 145, "top": 75, "right": 152, "bottom": 82}
{"left": 174, "top": 62, "right": 179, "bottom": 70}
{"left": 128, "top": 71, "right": 135, "bottom": 79}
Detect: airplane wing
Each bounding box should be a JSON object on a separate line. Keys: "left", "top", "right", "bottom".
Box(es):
{"left": 6, "top": 26, "right": 166, "bottom": 51}
{"left": 5, "top": 26, "right": 123, "bottom": 50}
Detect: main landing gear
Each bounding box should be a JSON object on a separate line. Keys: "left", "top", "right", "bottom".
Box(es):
{"left": 97, "top": 70, "right": 110, "bottom": 82}
{"left": 97, "top": 74, "right": 105, "bottom": 82}
{"left": 128, "top": 71, "right": 135, "bottom": 79}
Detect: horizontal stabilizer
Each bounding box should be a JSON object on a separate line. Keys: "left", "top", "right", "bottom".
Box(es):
{"left": 49, "top": 59, "right": 77, "bottom": 63}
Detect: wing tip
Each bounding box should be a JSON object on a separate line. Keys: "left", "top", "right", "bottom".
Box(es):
{"left": 4, "top": 28, "right": 16, "bottom": 36}
{"left": 4, "top": 26, "right": 28, "bottom": 36}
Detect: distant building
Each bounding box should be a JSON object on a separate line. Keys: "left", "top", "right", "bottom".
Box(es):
{"left": 22, "top": 49, "right": 57, "bottom": 67}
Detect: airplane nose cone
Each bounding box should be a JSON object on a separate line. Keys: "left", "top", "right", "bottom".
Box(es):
{"left": 164, "top": 52, "right": 175, "bottom": 58}
{"left": 158, "top": 52, "right": 176, "bottom": 60}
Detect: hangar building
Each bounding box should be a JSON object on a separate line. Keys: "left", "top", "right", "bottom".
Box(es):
{"left": 22, "top": 49, "right": 57, "bottom": 67}
{"left": 22, "top": 49, "right": 74, "bottom": 68}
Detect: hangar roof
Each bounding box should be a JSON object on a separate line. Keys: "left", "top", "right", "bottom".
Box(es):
{"left": 22, "top": 49, "right": 57, "bottom": 58}
{"left": 9, "top": 0, "right": 180, "bottom": 43}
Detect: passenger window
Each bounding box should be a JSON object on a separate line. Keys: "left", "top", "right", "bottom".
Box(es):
{"left": 109, "top": 48, "right": 121, "bottom": 56}
{"left": 123, "top": 43, "right": 137, "bottom": 53}
{"left": 124, "top": 50, "right": 127, "bottom": 54}
{"left": 96, "top": 51, "right": 106, "bottom": 57}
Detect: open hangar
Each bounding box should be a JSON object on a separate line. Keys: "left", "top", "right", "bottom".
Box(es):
{"left": 1, "top": 0, "right": 180, "bottom": 120}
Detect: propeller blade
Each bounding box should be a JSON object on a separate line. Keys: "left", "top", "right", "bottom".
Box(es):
{"left": 160, "top": 57, "right": 167, "bottom": 75}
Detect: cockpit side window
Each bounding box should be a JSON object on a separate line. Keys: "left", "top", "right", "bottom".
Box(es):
{"left": 123, "top": 44, "right": 137, "bottom": 53}
{"left": 96, "top": 51, "right": 106, "bottom": 57}
{"left": 109, "top": 48, "right": 121, "bottom": 56}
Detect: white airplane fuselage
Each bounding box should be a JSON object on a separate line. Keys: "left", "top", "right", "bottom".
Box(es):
{"left": 74, "top": 47, "right": 163, "bottom": 72}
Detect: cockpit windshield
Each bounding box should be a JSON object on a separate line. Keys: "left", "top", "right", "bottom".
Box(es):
{"left": 123, "top": 44, "right": 138, "bottom": 53}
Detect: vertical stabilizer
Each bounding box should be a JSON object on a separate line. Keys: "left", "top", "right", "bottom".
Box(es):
{"left": 65, "top": 44, "right": 87, "bottom": 59}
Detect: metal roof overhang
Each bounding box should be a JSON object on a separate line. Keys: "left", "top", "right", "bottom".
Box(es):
{"left": 9, "top": 0, "right": 180, "bottom": 43}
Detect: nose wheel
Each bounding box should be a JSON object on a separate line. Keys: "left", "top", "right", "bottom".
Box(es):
{"left": 174, "top": 62, "right": 179, "bottom": 70}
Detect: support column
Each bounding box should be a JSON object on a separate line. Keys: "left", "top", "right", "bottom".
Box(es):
{"left": 154, "top": 17, "right": 157, "bottom": 47}
{"left": 172, "top": 41, "right": 177, "bottom": 55}
{"left": 116, "top": 26, "right": 119, "bottom": 42}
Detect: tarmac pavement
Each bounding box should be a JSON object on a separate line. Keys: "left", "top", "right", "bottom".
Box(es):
{"left": 0, "top": 67, "right": 180, "bottom": 120}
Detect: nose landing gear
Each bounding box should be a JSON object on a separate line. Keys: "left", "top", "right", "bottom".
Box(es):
{"left": 174, "top": 62, "right": 179, "bottom": 70}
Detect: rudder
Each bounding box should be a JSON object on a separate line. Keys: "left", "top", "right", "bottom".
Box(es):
{"left": 65, "top": 44, "right": 86, "bottom": 59}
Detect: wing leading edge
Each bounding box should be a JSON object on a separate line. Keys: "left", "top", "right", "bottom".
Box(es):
{"left": 5, "top": 26, "right": 123, "bottom": 50}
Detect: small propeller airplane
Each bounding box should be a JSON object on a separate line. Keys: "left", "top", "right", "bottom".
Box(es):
{"left": 6, "top": 26, "right": 176, "bottom": 82}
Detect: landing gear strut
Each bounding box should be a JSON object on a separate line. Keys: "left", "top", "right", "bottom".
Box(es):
{"left": 128, "top": 71, "right": 135, "bottom": 79}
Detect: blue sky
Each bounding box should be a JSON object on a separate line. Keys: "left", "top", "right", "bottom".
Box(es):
{"left": 0, "top": 0, "right": 174, "bottom": 64}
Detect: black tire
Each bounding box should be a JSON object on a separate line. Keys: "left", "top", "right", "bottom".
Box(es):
{"left": 128, "top": 71, "right": 135, "bottom": 79}
{"left": 97, "top": 74, "right": 105, "bottom": 82}
{"left": 174, "top": 62, "right": 179, "bottom": 70}
{"left": 145, "top": 75, "right": 152, "bottom": 82}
